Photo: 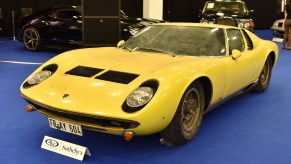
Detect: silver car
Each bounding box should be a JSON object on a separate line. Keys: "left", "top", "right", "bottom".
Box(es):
{"left": 271, "top": 19, "right": 284, "bottom": 35}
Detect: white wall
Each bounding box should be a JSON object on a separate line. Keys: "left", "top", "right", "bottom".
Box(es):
{"left": 143, "top": 0, "right": 163, "bottom": 20}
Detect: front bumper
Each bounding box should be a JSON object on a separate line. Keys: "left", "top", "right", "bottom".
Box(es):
{"left": 271, "top": 26, "right": 284, "bottom": 35}
{"left": 23, "top": 95, "right": 141, "bottom": 136}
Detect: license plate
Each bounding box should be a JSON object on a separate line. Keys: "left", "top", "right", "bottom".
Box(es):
{"left": 48, "top": 118, "right": 83, "bottom": 136}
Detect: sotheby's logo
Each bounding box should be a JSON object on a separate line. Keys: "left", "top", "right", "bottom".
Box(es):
{"left": 62, "top": 145, "right": 83, "bottom": 156}
{"left": 45, "top": 139, "right": 59, "bottom": 147}
{"left": 41, "top": 136, "right": 91, "bottom": 161}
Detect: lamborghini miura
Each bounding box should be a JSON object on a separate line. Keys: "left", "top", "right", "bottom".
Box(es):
{"left": 20, "top": 23, "right": 278, "bottom": 145}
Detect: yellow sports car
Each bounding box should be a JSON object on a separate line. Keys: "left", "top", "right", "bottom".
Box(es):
{"left": 20, "top": 23, "right": 278, "bottom": 145}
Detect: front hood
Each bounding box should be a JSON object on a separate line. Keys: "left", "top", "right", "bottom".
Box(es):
{"left": 21, "top": 47, "right": 210, "bottom": 118}
{"left": 51, "top": 47, "right": 205, "bottom": 77}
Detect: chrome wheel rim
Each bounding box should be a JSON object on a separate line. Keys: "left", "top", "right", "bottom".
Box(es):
{"left": 23, "top": 28, "right": 39, "bottom": 50}
{"left": 181, "top": 88, "right": 201, "bottom": 132}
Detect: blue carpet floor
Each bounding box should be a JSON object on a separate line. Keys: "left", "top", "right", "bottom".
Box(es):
{"left": 0, "top": 30, "right": 291, "bottom": 164}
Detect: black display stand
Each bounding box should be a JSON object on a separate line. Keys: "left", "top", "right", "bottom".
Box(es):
{"left": 82, "top": 0, "right": 120, "bottom": 47}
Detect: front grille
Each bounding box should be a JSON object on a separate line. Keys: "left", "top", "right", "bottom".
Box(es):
{"left": 95, "top": 70, "right": 139, "bottom": 84}
{"left": 217, "top": 19, "right": 236, "bottom": 26}
{"left": 27, "top": 100, "right": 140, "bottom": 129}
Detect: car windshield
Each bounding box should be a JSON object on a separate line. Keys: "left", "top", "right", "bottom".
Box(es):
{"left": 203, "top": 2, "right": 247, "bottom": 13}
{"left": 123, "top": 25, "right": 226, "bottom": 56}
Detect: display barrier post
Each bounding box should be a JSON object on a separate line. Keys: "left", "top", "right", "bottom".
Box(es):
{"left": 12, "top": 11, "right": 16, "bottom": 41}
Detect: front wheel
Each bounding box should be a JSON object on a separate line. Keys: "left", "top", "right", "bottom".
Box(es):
{"left": 251, "top": 56, "right": 272, "bottom": 93}
{"left": 23, "top": 27, "right": 43, "bottom": 51}
{"left": 160, "top": 81, "right": 205, "bottom": 145}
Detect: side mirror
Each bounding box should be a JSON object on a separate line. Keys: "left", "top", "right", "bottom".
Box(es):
{"left": 117, "top": 40, "right": 125, "bottom": 47}
{"left": 232, "top": 49, "right": 242, "bottom": 59}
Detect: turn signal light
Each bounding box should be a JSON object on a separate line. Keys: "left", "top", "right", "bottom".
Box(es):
{"left": 250, "top": 22, "right": 255, "bottom": 28}
{"left": 25, "top": 105, "right": 35, "bottom": 112}
{"left": 123, "top": 131, "right": 134, "bottom": 141}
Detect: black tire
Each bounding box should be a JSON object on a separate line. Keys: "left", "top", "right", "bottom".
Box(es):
{"left": 23, "top": 27, "right": 43, "bottom": 51}
{"left": 161, "top": 81, "right": 205, "bottom": 145}
{"left": 251, "top": 56, "right": 272, "bottom": 93}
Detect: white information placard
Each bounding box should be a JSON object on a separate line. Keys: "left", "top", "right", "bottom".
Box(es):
{"left": 272, "top": 38, "right": 283, "bottom": 42}
{"left": 41, "top": 136, "right": 91, "bottom": 161}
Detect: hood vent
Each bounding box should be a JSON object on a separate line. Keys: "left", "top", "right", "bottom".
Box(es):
{"left": 95, "top": 70, "right": 139, "bottom": 84}
{"left": 65, "top": 66, "right": 104, "bottom": 77}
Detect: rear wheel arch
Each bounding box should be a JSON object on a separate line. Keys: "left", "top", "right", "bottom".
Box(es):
{"left": 251, "top": 54, "right": 273, "bottom": 93}
{"left": 268, "top": 51, "right": 276, "bottom": 69}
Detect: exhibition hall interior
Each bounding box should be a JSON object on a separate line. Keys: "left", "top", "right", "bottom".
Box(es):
{"left": 0, "top": 0, "right": 290, "bottom": 163}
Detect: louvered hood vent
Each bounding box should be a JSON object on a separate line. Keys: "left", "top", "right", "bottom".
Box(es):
{"left": 95, "top": 70, "right": 139, "bottom": 84}
{"left": 65, "top": 66, "right": 139, "bottom": 84}
{"left": 65, "top": 66, "right": 104, "bottom": 77}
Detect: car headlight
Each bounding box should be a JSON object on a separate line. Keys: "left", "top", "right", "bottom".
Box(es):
{"left": 238, "top": 22, "right": 244, "bottom": 28}
{"left": 237, "top": 19, "right": 254, "bottom": 29}
{"left": 126, "top": 87, "right": 154, "bottom": 107}
{"left": 122, "top": 80, "right": 159, "bottom": 113}
{"left": 22, "top": 64, "right": 58, "bottom": 88}
{"left": 244, "top": 22, "right": 250, "bottom": 28}
{"left": 27, "top": 70, "right": 52, "bottom": 85}
{"left": 200, "top": 19, "right": 215, "bottom": 24}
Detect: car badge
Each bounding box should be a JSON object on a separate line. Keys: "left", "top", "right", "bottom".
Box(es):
{"left": 63, "top": 94, "right": 69, "bottom": 98}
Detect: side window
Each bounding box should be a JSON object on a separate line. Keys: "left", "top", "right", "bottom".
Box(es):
{"left": 226, "top": 29, "right": 244, "bottom": 55}
{"left": 48, "top": 11, "right": 57, "bottom": 19}
{"left": 48, "top": 10, "right": 81, "bottom": 20}
{"left": 56, "top": 11, "right": 73, "bottom": 20}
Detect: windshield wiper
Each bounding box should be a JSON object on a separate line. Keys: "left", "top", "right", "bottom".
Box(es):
{"left": 133, "top": 47, "right": 176, "bottom": 56}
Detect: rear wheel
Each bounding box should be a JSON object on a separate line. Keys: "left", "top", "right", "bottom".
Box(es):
{"left": 23, "top": 27, "right": 43, "bottom": 51}
{"left": 161, "top": 81, "right": 205, "bottom": 145}
{"left": 251, "top": 56, "right": 272, "bottom": 93}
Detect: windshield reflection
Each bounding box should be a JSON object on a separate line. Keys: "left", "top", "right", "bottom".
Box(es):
{"left": 123, "top": 25, "right": 226, "bottom": 57}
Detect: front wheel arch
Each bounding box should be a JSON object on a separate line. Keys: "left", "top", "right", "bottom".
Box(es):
{"left": 160, "top": 80, "right": 206, "bottom": 145}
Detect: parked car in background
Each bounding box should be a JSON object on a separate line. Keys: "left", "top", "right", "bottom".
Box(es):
{"left": 199, "top": 0, "right": 254, "bottom": 32}
{"left": 271, "top": 19, "right": 284, "bottom": 36}
{"left": 17, "top": 6, "right": 162, "bottom": 51}
{"left": 21, "top": 23, "right": 278, "bottom": 145}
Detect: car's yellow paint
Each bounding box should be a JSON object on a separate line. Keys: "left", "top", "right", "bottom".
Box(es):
{"left": 20, "top": 23, "right": 278, "bottom": 136}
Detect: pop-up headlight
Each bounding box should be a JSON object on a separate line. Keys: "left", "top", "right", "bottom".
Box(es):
{"left": 22, "top": 64, "right": 58, "bottom": 88}
{"left": 27, "top": 70, "right": 52, "bottom": 85}
{"left": 122, "top": 80, "right": 159, "bottom": 113}
{"left": 126, "top": 87, "right": 154, "bottom": 107}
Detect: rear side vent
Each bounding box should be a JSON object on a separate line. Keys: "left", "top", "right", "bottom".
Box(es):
{"left": 95, "top": 71, "right": 139, "bottom": 84}
{"left": 65, "top": 66, "right": 104, "bottom": 77}
{"left": 242, "top": 29, "right": 254, "bottom": 50}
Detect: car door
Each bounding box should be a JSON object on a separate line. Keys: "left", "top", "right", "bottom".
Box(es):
{"left": 47, "top": 9, "right": 82, "bottom": 43}
{"left": 222, "top": 28, "right": 259, "bottom": 97}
